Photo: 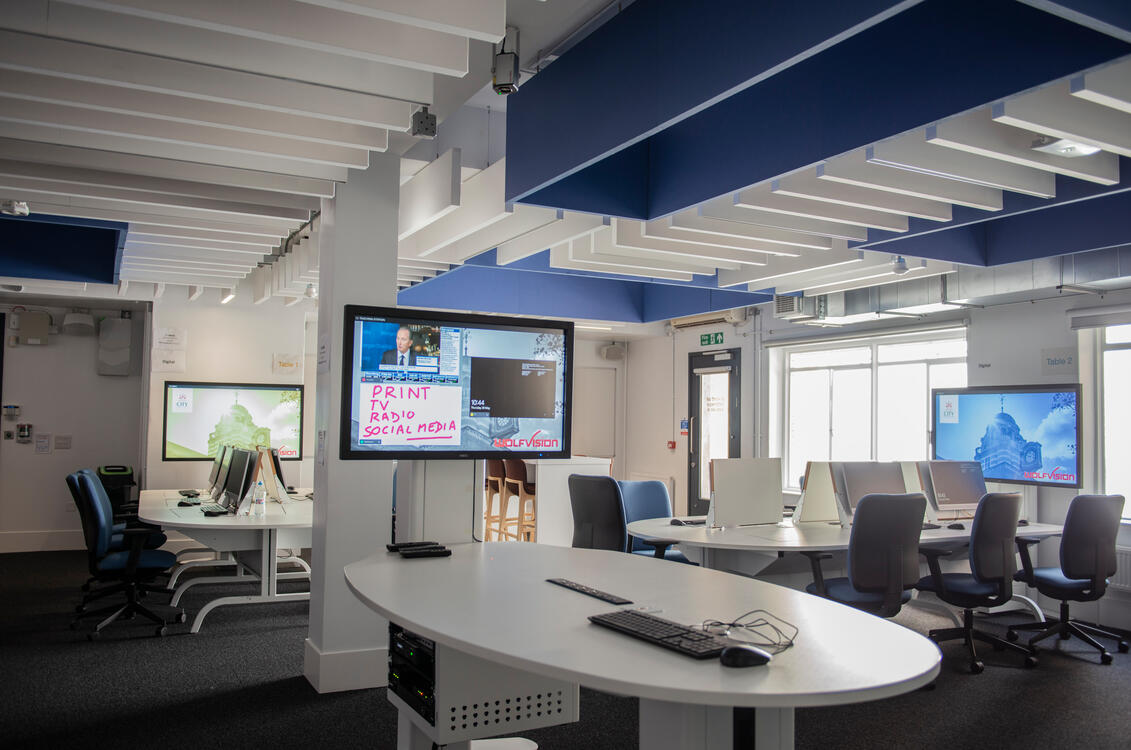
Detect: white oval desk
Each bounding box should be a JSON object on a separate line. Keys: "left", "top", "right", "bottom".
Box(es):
{"left": 626, "top": 517, "right": 1064, "bottom": 624}
{"left": 345, "top": 542, "right": 941, "bottom": 750}
{"left": 139, "top": 490, "right": 313, "bottom": 633}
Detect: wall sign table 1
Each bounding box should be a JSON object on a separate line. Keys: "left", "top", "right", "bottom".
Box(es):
{"left": 345, "top": 542, "right": 940, "bottom": 750}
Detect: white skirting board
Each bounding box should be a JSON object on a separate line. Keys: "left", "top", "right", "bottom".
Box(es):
{"left": 304, "top": 638, "right": 388, "bottom": 694}
{"left": 0, "top": 529, "right": 83, "bottom": 553}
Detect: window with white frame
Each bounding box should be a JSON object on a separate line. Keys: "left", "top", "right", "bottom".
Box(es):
{"left": 1101, "top": 323, "right": 1131, "bottom": 520}
{"left": 782, "top": 330, "right": 967, "bottom": 489}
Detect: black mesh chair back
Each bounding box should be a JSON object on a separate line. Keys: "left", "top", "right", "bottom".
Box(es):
{"left": 969, "top": 492, "right": 1021, "bottom": 584}
{"left": 847, "top": 493, "right": 926, "bottom": 594}
{"left": 1060, "top": 494, "right": 1124, "bottom": 583}
{"left": 567, "top": 474, "right": 627, "bottom": 552}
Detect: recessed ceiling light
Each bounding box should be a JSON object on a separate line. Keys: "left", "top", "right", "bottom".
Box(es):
{"left": 1030, "top": 135, "right": 1101, "bottom": 157}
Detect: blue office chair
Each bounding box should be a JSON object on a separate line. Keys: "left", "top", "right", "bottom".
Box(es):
{"left": 618, "top": 480, "right": 692, "bottom": 564}
{"left": 71, "top": 472, "right": 183, "bottom": 639}
{"left": 915, "top": 492, "right": 1037, "bottom": 673}
{"left": 66, "top": 471, "right": 167, "bottom": 608}
{"left": 1008, "top": 494, "right": 1128, "bottom": 664}
{"left": 804, "top": 493, "right": 926, "bottom": 618}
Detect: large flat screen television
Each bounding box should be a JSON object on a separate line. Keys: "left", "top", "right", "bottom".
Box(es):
{"left": 931, "top": 384, "right": 1081, "bottom": 488}
{"left": 163, "top": 381, "right": 304, "bottom": 461}
{"left": 340, "top": 305, "right": 573, "bottom": 460}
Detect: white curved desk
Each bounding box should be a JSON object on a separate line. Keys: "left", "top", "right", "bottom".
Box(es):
{"left": 626, "top": 518, "right": 1063, "bottom": 623}
{"left": 345, "top": 542, "right": 941, "bottom": 749}
{"left": 139, "top": 490, "right": 313, "bottom": 633}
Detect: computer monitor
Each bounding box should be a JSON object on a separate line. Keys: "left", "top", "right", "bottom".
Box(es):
{"left": 270, "top": 448, "right": 288, "bottom": 491}
{"left": 925, "top": 460, "right": 987, "bottom": 515}
{"left": 833, "top": 461, "right": 907, "bottom": 518}
{"left": 219, "top": 448, "right": 254, "bottom": 510}
{"left": 206, "top": 445, "right": 229, "bottom": 490}
{"left": 340, "top": 305, "right": 574, "bottom": 460}
{"left": 162, "top": 381, "right": 304, "bottom": 461}
{"left": 209, "top": 447, "right": 235, "bottom": 501}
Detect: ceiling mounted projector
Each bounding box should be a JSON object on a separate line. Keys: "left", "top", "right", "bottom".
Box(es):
{"left": 493, "top": 27, "right": 520, "bottom": 95}
{"left": 1030, "top": 135, "right": 1101, "bottom": 157}
{"left": 892, "top": 256, "right": 910, "bottom": 275}
{"left": 411, "top": 106, "right": 437, "bottom": 139}
{"left": 1, "top": 200, "right": 29, "bottom": 216}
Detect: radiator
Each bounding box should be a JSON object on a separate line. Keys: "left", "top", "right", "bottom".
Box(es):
{"left": 628, "top": 472, "right": 676, "bottom": 500}
{"left": 1113, "top": 548, "right": 1131, "bottom": 592}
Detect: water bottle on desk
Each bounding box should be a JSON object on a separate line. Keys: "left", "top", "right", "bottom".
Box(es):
{"left": 252, "top": 480, "right": 267, "bottom": 518}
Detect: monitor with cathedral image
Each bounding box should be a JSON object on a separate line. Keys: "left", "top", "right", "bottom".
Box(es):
{"left": 931, "top": 384, "right": 1082, "bottom": 489}
{"left": 162, "top": 381, "right": 304, "bottom": 461}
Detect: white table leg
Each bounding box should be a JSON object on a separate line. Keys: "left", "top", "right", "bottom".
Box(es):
{"left": 168, "top": 555, "right": 237, "bottom": 588}
{"left": 909, "top": 591, "right": 964, "bottom": 627}
{"left": 1002, "top": 594, "right": 1045, "bottom": 623}
{"left": 639, "top": 700, "right": 794, "bottom": 750}
{"left": 398, "top": 712, "right": 438, "bottom": 750}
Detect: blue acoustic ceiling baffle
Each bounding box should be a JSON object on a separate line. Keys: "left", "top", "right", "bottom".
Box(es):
{"left": 0, "top": 214, "right": 128, "bottom": 285}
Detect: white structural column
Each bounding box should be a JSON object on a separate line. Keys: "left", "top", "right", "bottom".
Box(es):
{"left": 304, "top": 152, "right": 399, "bottom": 693}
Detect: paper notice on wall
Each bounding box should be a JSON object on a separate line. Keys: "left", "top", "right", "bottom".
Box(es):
{"left": 316, "top": 429, "right": 327, "bottom": 467}
{"left": 357, "top": 383, "right": 462, "bottom": 447}
{"left": 35, "top": 433, "right": 51, "bottom": 454}
{"left": 273, "top": 352, "right": 302, "bottom": 376}
{"left": 155, "top": 327, "right": 187, "bottom": 348}
{"left": 55, "top": 434, "right": 72, "bottom": 450}
{"left": 317, "top": 333, "right": 331, "bottom": 373}
{"left": 151, "top": 348, "right": 186, "bottom": 372}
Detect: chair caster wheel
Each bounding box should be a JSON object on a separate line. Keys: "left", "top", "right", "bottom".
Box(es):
{"left": 970, "top": 660, "right": 984, "bottom": 674}
{"left": 176, "top": 611, "right": 187, "bottom": 624}
{"left": 155, "top": 626, "right": 167, "bottom": 637}
{"left": 1118, "top": 640, "right": 1129, "bottom": 653}
{"left": 1101, "top": 651, "right": 1112, "bottom": 665}
{"left": 1006, "top": 630, "right": 1018, "bottom": 642}
{"left": 1024, "top": 655, "right": 1038, "bottom": 669}
{"left": 87, "top": 632, "right": 99, "bottom": 641}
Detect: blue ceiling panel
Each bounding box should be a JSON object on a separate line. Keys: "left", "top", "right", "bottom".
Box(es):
{"left": 0, "top": 214, "right": 127, "bottom": 284}
{"left": 984, "top": 189, "right": 1131, "bottom": 266}
{"left": 505, "top": 0, "right": 908, "bottom": 207}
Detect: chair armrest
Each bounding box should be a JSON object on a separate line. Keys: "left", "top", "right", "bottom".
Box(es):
{"left": 639, "top": 538, "right": 678, "bottom": 559}
{"left": 801, "top": 552, "right": 833, "bottom": 597}
{"left": 119, "top": 527, "right": 152, "bottom": 574}
{"left": 1014, "top": 536, "right": 1042, "bottom": 584}
{"left": 918, "top": 547, "right": 953, "bottom": 596}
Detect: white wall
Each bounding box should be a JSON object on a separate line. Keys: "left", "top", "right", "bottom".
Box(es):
{"left": 0, "top": 303, "right": 145, "bottom": 552}
{"left": 571, "top": 339, "right": 627, "bottom": 477}
{"left": 144, "top": 286, "right": 315, "bottom": 492}
{"left": 624, "top": 315, "right": 757, "bottom": 515}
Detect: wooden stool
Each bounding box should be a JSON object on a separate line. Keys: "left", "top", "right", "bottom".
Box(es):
{"left": 483, "top": 459, "right": 506, "bottom": 541}
{"left": 503, "top": 459, "right": 537, "bottom": 542}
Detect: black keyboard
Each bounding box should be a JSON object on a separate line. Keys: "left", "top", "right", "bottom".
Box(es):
{"left": 588, "top": 609, "right": 730, "bottom": 659}
{"left": 546, "top": 578, "right": 632, "bottom": 605}
{"left": 199, "top": 503, "right": 228, "bottom": 514}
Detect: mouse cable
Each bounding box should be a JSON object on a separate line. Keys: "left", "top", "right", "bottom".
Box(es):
{"left": 699, "top": 609, "right": 799, "bottom": 655}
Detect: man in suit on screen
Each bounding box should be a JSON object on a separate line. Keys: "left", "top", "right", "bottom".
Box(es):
{"left": 382, "top": 325, "right": 417, "bottom": 367}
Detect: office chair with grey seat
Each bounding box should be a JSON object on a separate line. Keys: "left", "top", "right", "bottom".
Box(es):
{"left": 915, "top": 492, "right": 1037, "bottom": 673}
{"left": 1008, "top": 494, "right": 1128, "bottom": 664}
{"left": 567, "top": 474, "right": 628, "bottom": 552}
{"left": 803, "top": 493, "right": 926, "bottom": 618}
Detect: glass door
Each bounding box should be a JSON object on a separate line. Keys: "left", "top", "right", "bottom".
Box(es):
{"left": 688, "top": 349, "right": 741, "bottom": 515}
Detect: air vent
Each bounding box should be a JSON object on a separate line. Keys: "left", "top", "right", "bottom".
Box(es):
{"left": 772, "top": 295, "right": 817, "bottom": 320}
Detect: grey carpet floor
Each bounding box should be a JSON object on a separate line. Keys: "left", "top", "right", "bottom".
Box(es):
{"left": 2, "top": 550, "right": 1128, "bottom": 749}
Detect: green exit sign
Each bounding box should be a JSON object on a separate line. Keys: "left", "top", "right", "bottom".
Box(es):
{"left": 700, "top": 332, "right": 723, "bottom": 346}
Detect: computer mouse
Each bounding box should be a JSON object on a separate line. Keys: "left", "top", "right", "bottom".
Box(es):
{"left": 670, "top": 518, "right": 687, "bottom": 526}
{"left": 947, "top": 522, "right": 966, "bottom": 530}
{"left": 719, "top": 644, "right": 772, "bottom": 668}
{"left": 1017, "top": 519, "right": 1029, "bottom": 526}
{"left": 177, "top": 500, "right": 194, "bottom": 507}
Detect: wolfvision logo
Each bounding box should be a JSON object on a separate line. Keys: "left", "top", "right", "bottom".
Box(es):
{"left": 1024, "top": 466, "right": 1075, "bottom": 482}
{"left": 493, "top": 429, "right": 559, "bottom": 449}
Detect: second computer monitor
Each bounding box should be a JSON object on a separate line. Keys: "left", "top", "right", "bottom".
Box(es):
{"left": 834, "top": 461, "right": 907, "bottom": 517}
{"left": 209, "top": 447, "right": 235, "bottom": 500}
{"left": 220, "top": 448, "right": 255, "bottom": 509}
{"left": 926, "top": 460, "right": 986, "bottom": 514}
